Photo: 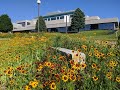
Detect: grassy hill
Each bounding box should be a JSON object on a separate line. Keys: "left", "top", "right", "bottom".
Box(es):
{"left": 0, "top": 30, "right": 120, "bottom": 90}
{"left": 72, "top": 30, "right": 120, "bottom": 41}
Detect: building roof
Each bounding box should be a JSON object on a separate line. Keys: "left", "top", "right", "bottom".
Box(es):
{"left": 43, "top": 10, "right": 75, "bottom": 18}
{"left": 85, "top": 16, "right": 100, "bottom": 20}
{"left": 12, "top": 26, "right": 35, "bottom": 31}
{"left": 85, "top": 17, "right": 119, "bottom": 24}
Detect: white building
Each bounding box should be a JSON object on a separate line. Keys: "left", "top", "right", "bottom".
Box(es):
{"left": 12, "top": 10, "right": 119, "bottom": 32}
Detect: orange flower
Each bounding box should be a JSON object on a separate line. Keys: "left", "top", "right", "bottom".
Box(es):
{"left": 81, "top": 63, "right": 87, "bottom": 69}
{"left": 70, "top": 60, "right": 74, "bottom": 65}
{"left": 70, "top": 74, "right": 76, "bottom": 81}
{"left": 77, "top": 49, "right": 81, "bottom": 52}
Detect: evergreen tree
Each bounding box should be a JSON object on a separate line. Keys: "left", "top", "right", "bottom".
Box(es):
{"left": 0, "top": 14, "right": 13, "bottom": 32}
{"left": 119, "top": 22, "right": 120, "bottom": 29}
{"left": 35, "top": 16, "right": 47, "bottom": 32}
{"left": 71, "top": 8, "right": 85, "bottom": 32}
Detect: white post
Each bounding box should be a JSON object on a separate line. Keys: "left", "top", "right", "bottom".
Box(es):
{"left": 66, "top": 16, "right": 67, "bottom": 33}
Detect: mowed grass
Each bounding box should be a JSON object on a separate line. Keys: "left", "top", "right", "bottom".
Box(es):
{"left": 0, "top": 30, "right": 119, "bottom": 90}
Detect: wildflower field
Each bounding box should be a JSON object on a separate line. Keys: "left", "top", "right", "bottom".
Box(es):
{"left": 0, "top": 30, "right": 120, "bottom": 90}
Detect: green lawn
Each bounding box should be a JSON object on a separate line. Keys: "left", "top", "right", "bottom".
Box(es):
{"left": 79, "top": 30, "right": 120, "bottom": 41}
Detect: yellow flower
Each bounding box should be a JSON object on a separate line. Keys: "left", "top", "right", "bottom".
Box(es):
{"left": 75, "top": 63, "right": 81, "bottom": 70}
{"left": 94, "top": 48, "right": 98, "bottom": 52}
{"left": 53, "top": 55, "right": 56, "bottom": 59}
{"left": 70, "top": 74, "right": 76, "bottom": 82}
{"left": 77, "top": 49, "right": 81, "bottom": 52}
{"left": 37, "top": 65, "right": 43, "bottom": 71}
{"left": 9, "top": 79, "right": 14, "bottom": 85}
{"left": 81, "top": 45, "right": 87, "bottom": 50}
{"left": 25, "top": 85, "right": 31, "bottom": 90}
{"left": 116, "top": 76, "right": 120, "bottom": 83}
{"left": 62, "top": 66, "right": 66, "bottom": 70}
{"left": 45, "top": 62, "right": 52, "bottom": 67}
{"left": 92, "top": 76, "right": 98, "bottom": 81}
{"left": 96, "top": 66, "right": 101, "bottom": 71}
{"left": 62, "top": 75, "right": 69, "bottom": 82}
{"left": 106, "top": 72, "right": 112, "bottom": 80}
{"left": 97, "top": 55, "right": 100, "bottom": 58}
{"left": 81, "top": 63, "right": 87, "bottom": 69}
{"left": 50, "top": 82, "right": 56, "bottom": 90}
{"left": 109, "top": 60, "right": 118, "bottom": 67}
{"left": 92, "top": 63, "right": 97, "bottom": 69}
{"left": 88, "top": 52, "right": 92, "bottom": 56}
{"left": 58, "top": 56, "right": 65, "bottom": 61}
{"left": 29, "top": 79, "right": 38, "bottom": 88}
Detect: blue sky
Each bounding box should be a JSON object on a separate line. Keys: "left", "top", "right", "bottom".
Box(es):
{"left": 0, "top": 0, "right": 119, "bottom": 22}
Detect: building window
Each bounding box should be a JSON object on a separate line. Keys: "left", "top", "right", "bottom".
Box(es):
{"left": 51, "top": 17, "right": 56, "bottom": 20}
{"left": 14, "top": 28, "right": 17, "bottom": 29}
{"left": 70, "top": 15, "right": 73, "bottom": 18}
{"left": 57, "top": 17, "right": 59, "bottom": 20}
{"left": 60, "top": 16, "right": 64, "bottom": 19}
{"left": 48, "top": 18, "right": 50, "bottom": 21}
{"left": 27, "top": 22, "right": 30, "bottom": 25}
{"left": 17, "top": 22, "right": 25, "bottom": 27}
{"left": 44, "top": 18, "right": 47, "bottom": 21}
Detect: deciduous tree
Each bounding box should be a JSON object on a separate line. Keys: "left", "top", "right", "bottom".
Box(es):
{"left": 0, "top": 14, "right": 13, "bottom": 32}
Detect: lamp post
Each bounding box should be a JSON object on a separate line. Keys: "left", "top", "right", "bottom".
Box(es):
{"left": 37, "top": 0, "right": 41, "bottom": 33}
